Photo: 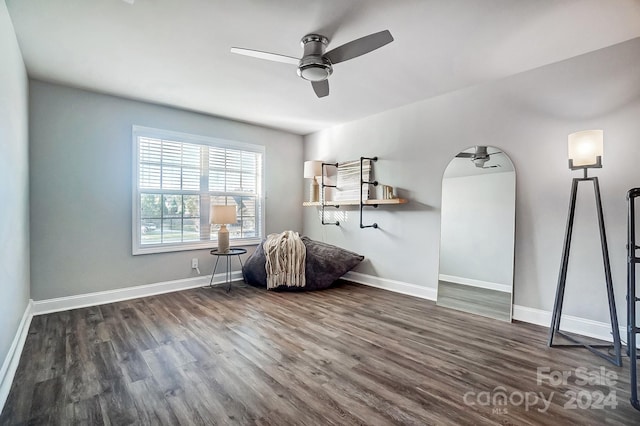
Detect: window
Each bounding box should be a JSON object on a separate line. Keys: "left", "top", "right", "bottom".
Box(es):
{"left": 132, "top": 126, "right": 264, "bottom": 255}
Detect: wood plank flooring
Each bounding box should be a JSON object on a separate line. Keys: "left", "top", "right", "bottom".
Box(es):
{"left": 437, "top": 280, "right": 512, "bottom": 322}
{"left": 1, "top": 281, "right": 639, "bottom": 425}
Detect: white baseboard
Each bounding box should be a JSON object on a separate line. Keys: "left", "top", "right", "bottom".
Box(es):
{"left": 343, "top": 271, "right": 438, "bottom": 301}
{"left": 1, "top": 300, "right": 34, "bottom": 413}
{"left": 438, "top": 274, "right": 511, "bottom": 293}
{"left": 512, "top": 305, "right": 620, "bottom": 343}
{"left": 344, "top": 271, "right": 618, "bottom": 343}
{"left": 32, "top": 272, "right": 243, "bottom": 315}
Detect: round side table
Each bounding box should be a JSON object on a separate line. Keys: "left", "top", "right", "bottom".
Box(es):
{"left": 208, "top": 248, "right": 247, "bottom": 292}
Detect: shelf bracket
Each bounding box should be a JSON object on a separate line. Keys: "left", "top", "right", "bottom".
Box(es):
{"left": 321, "top": 162, "right": 340, "bottom": 226}
{"left": 360, "top": 156, "right": 379, "bottom": 229}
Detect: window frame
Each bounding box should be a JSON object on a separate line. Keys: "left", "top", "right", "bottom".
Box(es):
{"left": 132, "top": 125, "right": 265, "bottom": 255}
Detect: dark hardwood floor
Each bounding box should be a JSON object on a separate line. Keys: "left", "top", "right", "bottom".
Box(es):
{"left": 1, "top": 281, "right": 639, "bottom": 425}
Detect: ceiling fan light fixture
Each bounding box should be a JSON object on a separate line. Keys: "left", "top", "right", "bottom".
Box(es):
{"left": 296, "top": 34, "right": 333, "bottom": 82}
{"left": 297, "top": 63, "right": 332, "bottom": 81}
{"left": 297, "top": 54, "right": 333, "bottom": 82}
{"left": 473, "top": 157, "right": 488, "bottom": 168}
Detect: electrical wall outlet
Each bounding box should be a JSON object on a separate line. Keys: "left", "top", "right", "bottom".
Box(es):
{"left": 191, "top": 258, "right": 198, "bottom": 269}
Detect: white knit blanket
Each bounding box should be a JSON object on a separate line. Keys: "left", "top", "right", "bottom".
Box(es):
{"left": 263, "top": 231, "right": 306, "bottom": 289}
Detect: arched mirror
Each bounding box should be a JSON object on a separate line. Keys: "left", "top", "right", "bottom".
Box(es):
{"left": 436, "top": 146, "right": 516, "bottom": 322}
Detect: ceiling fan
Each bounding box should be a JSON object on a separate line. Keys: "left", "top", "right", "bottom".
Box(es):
{"left": 230, "top": 30, "right": 394, "bottom": 98}
{"left": 455, "top": 146, "right": 502, "bottom": 168}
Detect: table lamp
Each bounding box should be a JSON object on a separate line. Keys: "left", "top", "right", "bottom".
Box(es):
{"left": 211, "top": 205, "right": 237, "bottom": 253}
{"left": 304, "top": 160, "right": 322, "bottom": 202}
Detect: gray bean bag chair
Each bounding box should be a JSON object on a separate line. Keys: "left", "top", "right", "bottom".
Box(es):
{"left": 242, "top": 236, "right": 364, "bottom": 291}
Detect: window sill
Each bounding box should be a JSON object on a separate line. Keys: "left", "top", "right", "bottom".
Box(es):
{"left": 133, "top": 238, "right": 261, "bottom": 255}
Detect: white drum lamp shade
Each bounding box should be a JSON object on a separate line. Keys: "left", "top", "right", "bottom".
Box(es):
{"left": 211, "top": 205, "right": 237, "bottom": 253}
{"left": 568, "top": 130, "right": 603, "bottom": 168}
{"left": 304, "top": 160, "right": 322, "bottom": 178}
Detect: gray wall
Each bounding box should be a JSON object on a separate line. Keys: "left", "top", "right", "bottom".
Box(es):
{"left": 0, "top": 2, "right": 30, "bottom": 369}
{"left": 440, "top": 172, "right": 515, "bottom": 287}
{"left": 303, "top": 38, "right": 640, "bottom": 324}
{"left": 29, "top": 81, "right": 303, "bottom": 300}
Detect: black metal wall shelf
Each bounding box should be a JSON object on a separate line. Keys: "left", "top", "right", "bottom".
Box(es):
{"left": 360, "top": 156, "right": 379, "bottom": 229}
{"left": 303, "top": 156, "right": 407, "bottom": 228}
{"left": 628, "top": 187, "right": 640, "bottom": 411}
{"left": 320, "top": 162, "right": 339, "bottom": 226}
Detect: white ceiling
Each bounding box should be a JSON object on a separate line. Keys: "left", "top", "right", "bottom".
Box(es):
{"left": 6, "top": 0, "right": 640, "bottom": 135}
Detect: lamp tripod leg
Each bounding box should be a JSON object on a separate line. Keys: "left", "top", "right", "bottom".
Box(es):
{"left": 549, "top": 178, "right": 579, "bottom": 346}
{"left": 593, "top": 177, "right": 622, "bottom": 366}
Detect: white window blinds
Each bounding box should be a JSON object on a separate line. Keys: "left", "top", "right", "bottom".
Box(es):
{"left": 133, "top": 126, "right": 264, "bottom": 255}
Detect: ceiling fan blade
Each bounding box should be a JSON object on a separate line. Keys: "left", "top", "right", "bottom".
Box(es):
{"left": 230, "top": 47, "right": 299, "bottom": 65}
{"left": 312, "top": 80, "right": 329, "bottom": 98}
{"left": 455, "top": 153, "right": 475, "bottom": 158}
{"left": 324, "top": 30, "right": 393, "bottom": 65}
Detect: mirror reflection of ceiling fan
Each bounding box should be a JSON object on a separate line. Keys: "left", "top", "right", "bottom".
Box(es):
{"left": 455, "top": 146, "right": 502, "bottom": 168}
{"left": 230, "top": 30, "right": 394, "bottom": 98}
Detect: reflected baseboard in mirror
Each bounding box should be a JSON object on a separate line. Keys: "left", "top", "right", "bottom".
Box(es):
{"left": 436, "top": 145, "right": 516, "bottom": 322}
{"left": 437, "top": 280, "right": 512, "bottom": 322}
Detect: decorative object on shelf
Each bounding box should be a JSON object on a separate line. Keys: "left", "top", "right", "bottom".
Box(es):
{"left": 627, "top": 187, "right": 640, "bottom": 411}
{"left": 335, "top": 159, "right": 372, "bottom": 202}
{"left": 360, "top": 156, "right": 379, "bottom": 229}
{"left": 211, "top": 205, "right": 237, "bottom": 253}
{"left": 548, "top": 129, "right": 622, "bottom": 366}
{"left": 321, "top": 162, "right": 340, "bottom": 226}
{"left": 303, "top": 160, "right": 322, "bottom": 203}
{"left": 383, "top": 185, "right": 394, "bottom": 199}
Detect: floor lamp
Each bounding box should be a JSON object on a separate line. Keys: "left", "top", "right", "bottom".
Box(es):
{"left": 548, "top": 129, "right": 622, "bottom": 366}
